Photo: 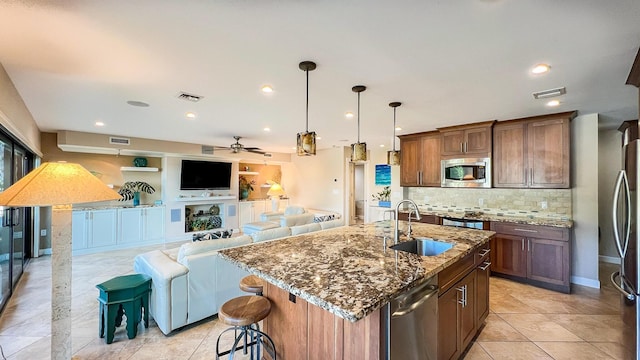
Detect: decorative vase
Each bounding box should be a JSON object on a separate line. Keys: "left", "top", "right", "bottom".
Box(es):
{"left": 133, "top": 157, "right": 148, "bottom": 167}
{"left": 133, "top": 191, "right": 141, "bottom": 206}
{"left": 240, "top": 189, "right": 249, "bottom": 200}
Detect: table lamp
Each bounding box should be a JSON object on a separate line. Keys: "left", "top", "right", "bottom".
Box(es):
{"left": 267, "top": 181, "right": 286, "bottom": 212}
{"left": 0, "top": 162, "right": 121, "bottom": 360}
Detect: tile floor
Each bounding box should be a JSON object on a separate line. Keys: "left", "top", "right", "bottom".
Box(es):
{"left": 0, "top": 243, "right": 632, "bottom": 359}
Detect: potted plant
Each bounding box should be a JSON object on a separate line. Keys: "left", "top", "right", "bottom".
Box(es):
{"left": 239, "top": 175, "right": 256, "bottom": 200}
{"left": 372, "top": 186, "right": 391, "bottom": 208}
{"left": 118, "top": 181, "right": 155, "bottom": 206}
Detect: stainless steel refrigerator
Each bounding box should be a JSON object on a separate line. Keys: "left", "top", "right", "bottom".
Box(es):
{"left": 612, "top": 129, "right": 640, "bottom": 359}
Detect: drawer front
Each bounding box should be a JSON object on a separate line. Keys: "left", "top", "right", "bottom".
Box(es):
{"left": 439, "top": 251, "right": 476, "bottom": 294}
{"left": 490, "top": 222, "right": 569, "bottom": 241}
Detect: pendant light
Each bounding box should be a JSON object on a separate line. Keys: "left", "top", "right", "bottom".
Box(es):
{"left": 351, "top": 85, "right": 367, "bottom": 162}
{"left": 387, "top": 102, "right": 401, "bottom": 165}
{"left": 297, "top": 61, "right": 317, "bottom": 156}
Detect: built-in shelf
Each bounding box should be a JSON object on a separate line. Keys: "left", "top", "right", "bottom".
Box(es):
{"left": 238, "top": 171, "right": 260, "bottom": 176}
{"left": 175, "top": 196, "right": 236, "bottom": 202}
{"left": 120, "top": 167, "right": 160, "bottom": 172}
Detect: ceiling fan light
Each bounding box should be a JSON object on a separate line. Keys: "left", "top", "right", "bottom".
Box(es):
{"left": 297, "top": 131, "right": 316, "bottom": 156}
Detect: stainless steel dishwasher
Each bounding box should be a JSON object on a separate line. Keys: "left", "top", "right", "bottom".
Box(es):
{"left": 388, "top": 275, "right": 438, "bottom": 360}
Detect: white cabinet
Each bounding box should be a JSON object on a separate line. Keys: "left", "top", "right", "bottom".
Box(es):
{"left": 238, "top": 201, "right": 267, "bottom": 228}
{"left": 72, "top": 209, "right": 117, "bottom": 250}
{"left": 118, "top": 207, "right": 165, "bottom": 245}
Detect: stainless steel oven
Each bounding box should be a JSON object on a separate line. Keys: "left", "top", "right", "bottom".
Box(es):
{"left": 441, "top": 157, "right": 491, "bottom": 188}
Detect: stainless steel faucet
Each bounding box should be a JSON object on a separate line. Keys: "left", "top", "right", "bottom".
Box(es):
{"left": 394, "top": 200, "right": 421, "bottom": 244}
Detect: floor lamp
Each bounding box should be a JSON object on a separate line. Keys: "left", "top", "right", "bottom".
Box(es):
{"left": 0, "top": 162, "right": 121, "bottom": 360}
{"left": 267, "top": 182, "right": 286, "bottom": 212}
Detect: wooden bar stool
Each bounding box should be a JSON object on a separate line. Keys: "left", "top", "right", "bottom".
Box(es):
{"left": 240, "top": 275, "right": 264, "bottom": 296}
{"left": 216, "top": 295, "right": 276, "bottom": 360}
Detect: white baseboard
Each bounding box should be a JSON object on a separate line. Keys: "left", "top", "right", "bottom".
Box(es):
{"left": 599, "top": 255, "right": 621, "bottom": 264}
{"left": 571, "top": 275, "right": 600, "bottom": 289}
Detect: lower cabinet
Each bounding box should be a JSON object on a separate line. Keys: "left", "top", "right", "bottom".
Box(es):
{"left": 71, "top": 209, "right": 117, "bottom": 250}
{"left": 397, "top": 212, "right": 441, "bottom": 225}
{"left": 437, "top": 242, "right": 491, "bottom": 360}
{"left": 238, "top": 200, "right": 267, "bottom": 228}
{"left": 490, "top": 222, "right": 570, "bottom": 293}
{"left": 118, "top": 207, "right": 165, "bottom": 245}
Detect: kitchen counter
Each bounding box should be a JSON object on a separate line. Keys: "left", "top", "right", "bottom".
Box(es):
{"left": 405, "top": 206, "right": 573, "bottom": 228}
{"left": 218, "top": 221, "right": 494, "bottom": 322}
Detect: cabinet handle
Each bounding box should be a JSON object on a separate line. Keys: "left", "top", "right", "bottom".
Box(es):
{"left": 457, "top": 285, "right": 467, "bottom": 307}
{"left": 529, "top": 168, "right": 533, "bottom": 185}
{"left": 478, "top": 248, "right": 490, "bottom": 257}
{"left": 529, "top": 240, "right": 532, "bottom": 252}
{"left": 464, "top": 142, "right": 468, "bottom": 153}
{"left": 521, "top": 238, "right": 525, "bottom": 251}
{"left": 460, "top": 142, "right": 464, "bottom": 153}
{"left": 514, "top": 228, "right": 538, "bottom": 233}
{"left": 479, "top": 261, "right": 492, "bottom": 271}
{"left": 416, "top": 171, "right": 420, "bottom": 184}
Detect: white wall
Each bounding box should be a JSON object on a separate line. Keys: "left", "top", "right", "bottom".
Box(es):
{"left": 598, "top": 127, "right": 622, "bottom": 261}
{"left": 0, "top": 63, "right": 41, "bottom": 155}
{"left": 571, "top": 113, "right": 600, "bottom": 287}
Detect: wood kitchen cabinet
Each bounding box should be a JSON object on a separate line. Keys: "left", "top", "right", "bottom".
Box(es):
{"left": 397, "top": 212, "right": 440, "bottom": 224}
{"left": 493, "top": 111, "right": 574, "bottom": 188}
{"left": 439, "top": 121, "right": 495, "bottom": 158}
{"left": 490, "top": 222, "right": 571, "bottom": 293}
{"left": 437, "top": 242, "right": 490, "bottom": 360}
{"left": 399, "top": 131, "right": 441, "bottom": 187}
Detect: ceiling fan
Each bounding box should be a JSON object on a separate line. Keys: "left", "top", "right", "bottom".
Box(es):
{"left": 215, "top": 136, "right": 267, "bottom": 155}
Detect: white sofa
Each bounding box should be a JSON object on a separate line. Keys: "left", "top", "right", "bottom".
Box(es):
{"left": 133, "top": 218, "right": 345, "bottom": 335}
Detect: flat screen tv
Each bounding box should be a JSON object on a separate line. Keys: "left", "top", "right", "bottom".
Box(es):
{"left": 180, "top": 160, "right": 232, "bottom": 190}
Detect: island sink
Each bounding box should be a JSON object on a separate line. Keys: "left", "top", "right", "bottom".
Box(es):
{"left": 390, "top": 237, "right": 454, "bottom": 256}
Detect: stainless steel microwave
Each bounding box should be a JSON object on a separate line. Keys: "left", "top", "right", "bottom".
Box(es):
{"left": 441, "top": 157, "right": 491, "bottom": 188}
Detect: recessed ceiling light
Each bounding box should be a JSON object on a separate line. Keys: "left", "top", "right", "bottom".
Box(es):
{"left": 261, "top": 85, "right": 274, "bottom": 93}
{"left": 317, "top": 136, "right": 322, "bottom": 140}
{"left": 264, "top": 127, "right": 271, "bottom": 132}
{"left": 546, "top": 100, "right": 560, "bottom": 107}
{"left": 291, "top": 147, "right": 297, "bottom": 150}
{"left": 395, "top": 126, "right": 402, "bottom": 131}
{"left": 127, "top": 100, "right": 149, "bottom": 107}
{"left": 345, "top": 112, "right": 354, "bottom": 119}
{"left": 531, "top": 64, "right": 551, "bottom": 74}
{"left": 185, "top": 112, "right": 196, "bottom": 119}
{"left": 95, "top": 121, "right": 105, "bottom": 127}
{"left": 379, "top": 144, "right": 385, "bottom": 148}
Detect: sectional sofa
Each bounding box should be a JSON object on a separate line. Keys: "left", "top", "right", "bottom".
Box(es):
{"left": 133, "top": 218, "right": 344, "bottom": 335}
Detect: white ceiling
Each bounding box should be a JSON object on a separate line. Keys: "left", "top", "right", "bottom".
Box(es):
{"left": 1, "top": 0, "right": 639, "bottom": 154}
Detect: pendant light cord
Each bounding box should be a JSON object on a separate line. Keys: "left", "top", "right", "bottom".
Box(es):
{"left": 357, "top": 92, "right": 361, "bottom": 143}
{"left": 392, "top": 107, "right": 397, "bottom": 151}
{"left": 305, "top": 69, "right": 309, "bottom": 133}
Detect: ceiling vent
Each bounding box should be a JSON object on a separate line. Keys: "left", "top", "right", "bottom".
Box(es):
{"left": 177, "top": 92, "right": 203, "bottom": 102}
{"left": 533, "top": 87, "right": 566, "bottom": 99}
{"left": 264, "top": 153, "right": 272, "bottom": 158}
{"left": 202, "top": 145, "right": 214, "bottom": 155}
{"left": 109, "top": 136, "right": 131, "bottom": 146}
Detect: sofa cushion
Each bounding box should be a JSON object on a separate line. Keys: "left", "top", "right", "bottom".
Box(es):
{"left": 251, "top": 227, "right": 292, "bottom": 243}
{"left": 291, "top": 222, "right": 322, "bottom": 235}
{"left": 284, "top": 205, "right": 305, "bottom": 216}
{"left": 280, "top": 213, "right": 315, "bottom": 227}
{"left": 177, "top": 235, "right": 252, "bottom": 264}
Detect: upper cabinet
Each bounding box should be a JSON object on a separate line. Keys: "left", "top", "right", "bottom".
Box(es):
{"left": 439, "top": 121, "right": 495, "bottom": 158}
{"left": 493, "top": 111, "right": 574, "bottom": 188}
{"left": 399, "top": 131, "right": 441, "bottom": 187}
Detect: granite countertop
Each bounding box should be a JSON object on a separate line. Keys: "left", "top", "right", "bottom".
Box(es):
{"left": 72, "top": 204, "right": 164, "bottom": 211}
{"left": 219, "top": 221, "right": 494, "bottom": 322}
{"left": 407, "top": 207, "right": 573, "bottom": 228}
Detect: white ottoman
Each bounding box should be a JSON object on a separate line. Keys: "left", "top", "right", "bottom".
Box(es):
{"left": 242, "top": 221, "right": 279, "bottom": 235}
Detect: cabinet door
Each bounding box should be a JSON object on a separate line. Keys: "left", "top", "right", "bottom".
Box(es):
{"left": 528, "top": 118, "right": 570, "bottom": 188}
{"left": 421, "top": 134, "right": 442, "bottom": 186}
{"left": 438, "top": 286, "right": 460, "bottom": 360}
{"left": 476, "top": 257, "right": 491, "bottom": 326}
{"left": 459, "top": 271, "right": 477, "bottom": 350}
{"left": 464, "top": 127, "right": 492, "bottom": 154}
{"left": 238, "top": 202, "right": 253, "bottom": 227}
{"left": 441, "top": 130, "right": 465, "bottom": 156}
{"left": 119, "top": 208, "right": 143, "bottom": 244}
{"left": 71, "top": 211, "right": 88, "bottom": 250}
{"left": 491, "top": 233, "right": 527, "bottom": 277}
{"left": 89, "top": 210, "right": 117, "bottom": 247}
{"left": 143, "top": 207, "right": 164, "bottom": 242}
{"left": 254, "top": 200, "right": 267, "bottom": 218}
{"left": 400, "top": 136, "right": 420, "bottom": 186}
{"left": 527, "top": 238, "right": 570, "bottom": 286}
{"left": 493, "top": 122, "right": 527, "bottom": 188}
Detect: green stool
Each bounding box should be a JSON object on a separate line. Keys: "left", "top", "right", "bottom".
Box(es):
{"left": 96, "top": 273, "right": 151, "bottom": 344}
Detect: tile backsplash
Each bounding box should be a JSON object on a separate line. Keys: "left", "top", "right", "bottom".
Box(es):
{"left": 406, "top": 187, "right": 572, "bottom": 219}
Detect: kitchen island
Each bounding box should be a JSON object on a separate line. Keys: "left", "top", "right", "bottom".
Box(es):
{"left": 219, "top": 221, "right": 494, "bottom": 359}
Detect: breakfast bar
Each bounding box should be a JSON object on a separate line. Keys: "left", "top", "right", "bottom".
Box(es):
{"left": 219, "top": 221, "right": 495, "bottom": 359}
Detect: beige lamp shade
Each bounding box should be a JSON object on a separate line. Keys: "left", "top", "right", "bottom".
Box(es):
{"left": 267, "top": 182, "right": 286, "bottom": 197}
{"left": 0, "top": 162, "right": 121, "bottom": 206}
